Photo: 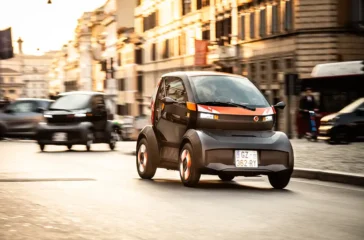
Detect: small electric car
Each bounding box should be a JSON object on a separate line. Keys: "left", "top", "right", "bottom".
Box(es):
{"left": 36, "top": 91, "right": 118, "bottom": 152}
{"left": 136, "top": 71, "right": 293, "bottom": 189}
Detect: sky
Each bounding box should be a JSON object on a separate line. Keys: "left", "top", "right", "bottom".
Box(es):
{"left": 0, "top": 0, "right": 107, "bottom": 55}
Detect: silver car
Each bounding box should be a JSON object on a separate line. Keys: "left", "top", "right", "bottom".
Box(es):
{"left": 0, "top": 98, "right": 53, "bottom": 139}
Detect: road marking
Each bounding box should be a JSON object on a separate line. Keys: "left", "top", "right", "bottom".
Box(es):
{"left": 292, "top": 178, "right": 364, "bottom": 192}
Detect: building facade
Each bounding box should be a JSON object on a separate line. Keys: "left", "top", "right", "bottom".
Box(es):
{"left": 135, "top": 0, "right": 364, "bottom": 134}
{"left": 0, "top": 68, "right": 24, "bottom": 100}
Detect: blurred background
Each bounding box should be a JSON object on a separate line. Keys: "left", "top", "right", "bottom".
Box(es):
{"left": 1, "top": 0, "right": 363, "bottom": 140}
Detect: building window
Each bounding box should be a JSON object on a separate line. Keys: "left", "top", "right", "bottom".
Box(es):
{"left": 117, "top": 104, "right": 127, "bottom": 115}
{"left": 0, "top": 77, "right": 3, "bottom": 83}
{"left": 260, "top": 62, "right": 266, "bottom": 82}
{"left": 202, "top": 29, "right": 210, "bottom": 40}
{"left": 182, "top": 0, "right": 192, "bottom": 15}
{"left": 284, "top": 0, "right": 293, "bottom": 31}
{"left": 197, "top": 0, "right": 210, "bottom": 9}
{"left": 9, "top": 89, "right": 16, "bottom": 94}
{"left": 162, "top": 39, "right": 170, "bottom": 59}
{"left": 260, "top": 9, "right": 266, "bottom": 37}
{"left": 250, "top": 63, "right": 256, "bottom": 81}
{"left": 272, "top": 59, "right": 279, "bottom": 71}
{"left": 223, "top": 17, "right": 232, "bottom": 43}
{"left": 285, "top": 58, "right": 293, "bottom": 69}
{"left": 272, "top": 4, "right": 279, "bottom": 34}
{"left": 135, "top": 48, "right": 143, "bottom": 64}
{"left": 250, "top": 12, "right": 255, "bottom": 39}
{"left": 151, "top": 43, "right": 157, "bottom": 61}
{"left": 117, "top": 52, "right": 122, "bottom": 66}
{"left": 138, "top": 103, "right": 144, "bottom": 116}
{"left": 137, "top": 74, "right": 143, "bottom": 93}
{"left": 143, "top": 11, "right": 157, "bottom": 32}
{"left": 118, "top": 78, "right": 125, "bottom": 91}
{"left": 240, "top": 15, "right": 245, "bottom": 40}
{"left": 351, "top": 0, "right": 364, "bottom": 22}
{"left": 215, "top": 19, "right": 223, "bottom": 41}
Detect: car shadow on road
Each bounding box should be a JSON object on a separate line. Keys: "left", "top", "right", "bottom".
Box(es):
{"left": 38, "top": 150, "right": 114, "bottom": 154}
{"left": 135, "top": 178, "right": 295, "bottom": 194}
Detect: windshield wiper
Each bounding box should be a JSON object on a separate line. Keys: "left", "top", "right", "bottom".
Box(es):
{"left": 49, "top": 108, "right": 72, "bottom": 112}
{"left": 197, "top": 101, "right": 256, "bottom": 111}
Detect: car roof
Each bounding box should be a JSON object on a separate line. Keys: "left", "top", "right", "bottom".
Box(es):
{"left": 161, "top": 71, "right": 249, "bottom": 80}
{"left": 58, "top": 91, "right": 105, "bottom": 96}
{"left": 17, "top": 98, "right": 54, "bottom": 102}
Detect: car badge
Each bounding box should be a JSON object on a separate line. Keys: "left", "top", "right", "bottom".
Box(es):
{"left": 253, "top": 116, "right": 259, "bottom": 122}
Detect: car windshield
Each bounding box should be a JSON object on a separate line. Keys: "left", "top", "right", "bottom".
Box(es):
{"left": 339, "top": 98, "right": 364, "bottom": 113}
{"left": 49, "top": 94, "right": 91, "bottom": 110}
{"left": 190, "top": 75, "right": 270, "bottom": 108}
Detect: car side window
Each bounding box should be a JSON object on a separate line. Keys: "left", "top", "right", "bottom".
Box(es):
{"left": 155, "top": 79, "right": 166, "bottom": 121}
{"left": 8, "top": 101, "right": 36, "bottom": 113}
{"left": 165, "top": 77, "right": 187, "bottom": 102}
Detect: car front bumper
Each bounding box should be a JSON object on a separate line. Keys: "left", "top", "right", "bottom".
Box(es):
{"left": 194, "top": 129, "right": 294, "bottom": 175}
{"left": 36, "top": 122, "right": 90, "bottom": 145}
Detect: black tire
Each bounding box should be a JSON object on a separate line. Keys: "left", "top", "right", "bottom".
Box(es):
{"left": 39, "top": 144, "right": 45, "bottom": 152}
{"left": 218, "top": 173, "right": 235, "bottom": 181}
{"left": 268, "top": 171, "right": 292, "bottom": 189}
{"left": 85, "top": 130, "right": 93, "bottom": 152}
{"left": 67, "top": 145, "right": 72, "bottom": 150}
{"left": 109, "top": 131, "right": 118, "bottom": 150}
{"left": 179, "top": 143, "right": 201, "bottom": 187}
{"left": 136, "top": 138, "right": 157, "bottom": 179}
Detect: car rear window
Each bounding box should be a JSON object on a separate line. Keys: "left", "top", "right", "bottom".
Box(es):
{"left": 190, "top": 75, "right": 270, "bottom": 108}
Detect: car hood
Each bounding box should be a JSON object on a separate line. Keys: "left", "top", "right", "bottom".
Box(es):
{"left": 320, "top": 113, "right": 340, "bottom": 122}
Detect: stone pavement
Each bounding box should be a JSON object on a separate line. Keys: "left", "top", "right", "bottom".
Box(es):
{"left": 124, "top": 139, "right": 364, "bottom": 174}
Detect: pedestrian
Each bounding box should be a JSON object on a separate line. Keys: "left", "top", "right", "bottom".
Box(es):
{"left": 299, "top": 87, "right": 319, "bottom": 134}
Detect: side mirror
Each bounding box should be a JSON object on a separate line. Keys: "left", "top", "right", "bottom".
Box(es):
{"left": 274, "top": 101, "right": 286, "bottom": 110}
{"left": 161, "top": 97, "right": 177, "bottom": 105}
{"left": 36, "top": 107, "right": 45, "bottom": 113}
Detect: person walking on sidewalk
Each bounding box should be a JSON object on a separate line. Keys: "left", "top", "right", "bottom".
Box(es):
{"left": 299, "top": 88, "right": 319, "bottom": 135}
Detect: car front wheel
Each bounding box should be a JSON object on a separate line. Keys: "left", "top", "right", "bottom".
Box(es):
{"left": 179, "top": 143, "right": 201, "bottom": 187}
{"left": 136, "top": 138, "right": 157, "bottom": 179}
{"left": 268, "top": 171, "right": 292, "bottom": 189}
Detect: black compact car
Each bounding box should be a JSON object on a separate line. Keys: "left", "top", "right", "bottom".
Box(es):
{"left": 136, "top": 71, "right": 293, "bottom": 189}
{"left": 318, "top": 97, "right": 364, "bottom": 144}
{"left": 0, "top": 98, "right": 53, "bottom": 139}
{"left": 36, "top": 91, "right": 118, "bottom": 152}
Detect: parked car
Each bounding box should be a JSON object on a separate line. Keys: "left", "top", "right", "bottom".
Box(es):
{"left": 318, "top": 97, "right": 364, "bottom": 144}
{"left": 0, "top": 98, "right": 53, "bottom": 139}
{"left": 135, "top": 71, "right": 293, "bottom": 189}
{"left": 36, "top": 91, "right": 119, "bottom": 152}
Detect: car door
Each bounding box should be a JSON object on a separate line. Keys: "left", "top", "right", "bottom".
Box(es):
{"left": 5, "top": 100, "right": 39, "bottom": 134}
{"left": 155, "top": 76, "right": 188, "bottom": 148}
{"left": 91, "top": 95, "right": 107, "bottom": 132}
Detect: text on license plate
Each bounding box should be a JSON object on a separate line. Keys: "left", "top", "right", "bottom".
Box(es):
{"left": 53, "top": 132, "right": 67, "bottom": 141}
{"left": 235, "top": 150, "right": 258, "bottom": 168}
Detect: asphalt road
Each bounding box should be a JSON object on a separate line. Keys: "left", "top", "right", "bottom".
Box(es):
{"left": 0, "top": 141, "right": 363, "bottom": 240}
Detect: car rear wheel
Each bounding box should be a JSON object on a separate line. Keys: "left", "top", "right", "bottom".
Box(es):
{"left": 179, "top": 143, "right": 201, "bottom": 187}
{"left": 218, "top": 173, "right": 235, "bottom": 181}
{"left": 86, "top": 131, "right": 94, "bottom": 152}
{"left": 109, "top": 131, "right": 118, "bottom": 150}
{"left": 136, "top": 138, "right": 157, "bottom": 179}
{"left": 268, "top": 171, "right": 292, "bottom": 189}
{"left": 39, "top": 144, "right": 45, "bottom": 152}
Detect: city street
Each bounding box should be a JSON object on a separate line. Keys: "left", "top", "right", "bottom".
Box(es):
{"left": 1, "top": 140, "right": 364, "bottom": 240}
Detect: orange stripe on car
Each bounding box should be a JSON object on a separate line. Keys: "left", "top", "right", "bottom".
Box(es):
{"left": 197, "top": 105, "right": 274, "bottom": 116}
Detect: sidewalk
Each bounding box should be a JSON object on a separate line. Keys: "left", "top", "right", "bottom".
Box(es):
{"left": 124, "top": 139, "right": 364, "bottom": 174}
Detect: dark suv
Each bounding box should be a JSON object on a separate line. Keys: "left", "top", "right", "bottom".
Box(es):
{"left": 36, "top": 91, "right": 118, "bottom": 152}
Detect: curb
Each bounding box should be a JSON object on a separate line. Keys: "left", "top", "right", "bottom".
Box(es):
{"left": 128, "top": 151, "right": 364, "bottom": 187}
{"left": 292, "top": 168, "right": 364, "bottom": 187}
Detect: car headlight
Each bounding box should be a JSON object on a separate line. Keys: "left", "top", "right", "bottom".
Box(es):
{"left": 262, "top": 115, "right": 273, "bottom": 122}
{"left": 200, "top": 113, "right": 219, "bottom": 119}
{"left": 75, "top": 113, "right": 86, "bottom": 117}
